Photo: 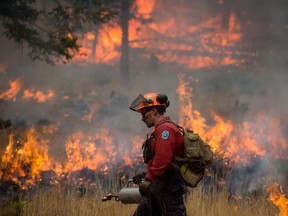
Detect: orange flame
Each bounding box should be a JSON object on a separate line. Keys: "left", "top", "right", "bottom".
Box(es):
{"left": 0, "top": 79, "right": 22, "bottom": 101}
{"left": 0, "top": 72, "right": 287, "bottom": 189}
{"left": 135, "top": 0, "right": 155, "bottom": 19}
{"left": 22, "top": 89, "right": 54, "bottom": 102}
{"left": 81, "top": 103, "right": 100, "bottom": 123}
{"left": 71, "top": 1, "right": 243, "bottom": 69}
{"left": 64, "top": 129, "right": 143, "bottom": 174}
{"left": 64, "top": 129, "right": 115, "bottom": 173}
{"left": 74, "top": 25, "right": 122, "bottom": 64}
{"left": 177, "top": 73, "right": 288, "bottom": 163}
{"left": 1, "top": 127, "right": 55, "bottom": 188}
{"left": 177, "top": 72, "right": 206, "bottom": 135}
{"left": 267, "top": 182, "right": 288, "bottom": 216}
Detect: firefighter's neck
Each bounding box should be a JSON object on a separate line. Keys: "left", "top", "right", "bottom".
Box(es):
{"left": 153, "top": 113, "right": 165, "bottom": 127}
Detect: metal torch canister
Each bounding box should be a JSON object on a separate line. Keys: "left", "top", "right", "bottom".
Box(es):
{"left": 118, "top": 179, "right": 142, "bottom": 204}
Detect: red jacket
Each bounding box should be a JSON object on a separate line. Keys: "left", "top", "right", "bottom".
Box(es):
{"left": 145, "top": 116, "right": 184, "bottom": 182}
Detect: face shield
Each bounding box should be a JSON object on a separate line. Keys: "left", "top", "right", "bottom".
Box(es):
{"left": 129, "top": 93, "right": 170, "bottom": 112}
{"left": 129, "top": 94, "right": 153, "bottom": 112}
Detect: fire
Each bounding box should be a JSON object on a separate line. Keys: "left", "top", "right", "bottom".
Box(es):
{"left": 204, "top": 112, "right": 233, "bottom": 154}
{"left": 71, "top": 0, "right": 243, "bottom": 69}
{"left": 0, "top": 71, "right": 287, "bottom": 194}
{"left": 135, "top": 0, "right": 155, "bottom": 19}
{"left": 0, "top": 78, "right": 22, "bottom": 101}
{"left": 177, "top": 72, "right": 288, "bottom": 163}
{"left": 64, "top": 129, "right": 114, "bottom": 172}
{"left": 121, "top": 135, "right": 144, "bottom": 166}
{"left": 177, "top": 72, "right": 206, "bottom": 135}
{"left": 0, "top": 122, "right": 143, "bottom": 188}
{"left": 1, "top": 127, "right": 54, "bottom": 189}
{"left": 267, "top": 182, "right": 288, "bottom": 216}
{"left": 0, "top": 3, "right": 287, "bottom": 210}
{"left": 81, "top": 103, "right": 100, "bottom": 123}
{"left": 64, "top": 129, "right": 143, "bottom": 173}
{"left": 95, "top": 25, "right": 122, "bottom": 63}
{"left": 0, "top": 78, "right": 54, "bottom": 103}
{"left": 201, "top": 12, "right": 242, "bottom": 47}
{"left": 22, "top": 89, "right": 54, "bottom": 102}
{"left": 74, "top": 25, "right": 122, "bottom": 64}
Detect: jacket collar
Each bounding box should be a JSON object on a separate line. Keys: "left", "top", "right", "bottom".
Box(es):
{"left": 155, "top": 116, "right": 171, "bottom": 128}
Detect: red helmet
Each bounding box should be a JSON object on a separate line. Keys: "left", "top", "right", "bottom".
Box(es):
{"left": 130, "top": 93, "right": 170, "bottom": 112}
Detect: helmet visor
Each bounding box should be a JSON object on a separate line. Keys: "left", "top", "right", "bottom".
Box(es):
{"left": 129, "top": 94, "right": 153, "bottom": 112}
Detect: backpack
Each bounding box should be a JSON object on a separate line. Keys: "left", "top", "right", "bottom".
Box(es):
{"left": 167, "top": 121, "right": 214, "bottom": 187}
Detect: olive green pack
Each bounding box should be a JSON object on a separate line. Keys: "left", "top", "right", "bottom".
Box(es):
{"left": 166, "top": 121, "right": 214, "bottom": 187}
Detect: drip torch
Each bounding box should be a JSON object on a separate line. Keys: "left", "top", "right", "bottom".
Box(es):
{"left": 102, "top": 179, "right": 142, "bottom": 204}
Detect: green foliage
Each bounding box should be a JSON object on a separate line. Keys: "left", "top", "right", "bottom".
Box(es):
{"left": 10, "top": 200, "right": 26, "bottom": 216}
{"left": 0, "top": 0, "right": 117, "bottom": 64}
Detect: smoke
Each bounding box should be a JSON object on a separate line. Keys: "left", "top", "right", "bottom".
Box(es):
{"left": 0, "top": 0, "right": 288, "bottom": 194}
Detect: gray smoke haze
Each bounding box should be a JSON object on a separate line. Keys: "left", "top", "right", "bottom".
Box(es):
{"left": 0, "top": 1, "right": 288, "bottom": 192}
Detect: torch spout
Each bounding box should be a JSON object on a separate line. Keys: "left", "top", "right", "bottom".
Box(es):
{"left": 102, "top": 193, "right": 120, "bottom": 202}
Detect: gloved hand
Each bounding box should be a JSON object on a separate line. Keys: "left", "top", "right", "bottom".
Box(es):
{"left": 132, "top": 172, "right": 146, "bottom": 184}
{"left": 139, "top": 179, "right": 152, "bottom": 196}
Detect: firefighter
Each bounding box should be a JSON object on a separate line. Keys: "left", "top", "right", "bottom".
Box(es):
{"left": 130, "top": 93, "right": 187, "bottom": 216}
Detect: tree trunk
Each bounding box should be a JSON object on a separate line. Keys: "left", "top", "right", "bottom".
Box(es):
{"left": 120, "top": 0, "right": 130, "bottom": 83}
{"left": 91, "top": 28, "right": 99, "bottom": 60}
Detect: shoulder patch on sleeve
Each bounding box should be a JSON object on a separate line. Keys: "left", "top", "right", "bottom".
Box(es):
{"left": 161, "top": 130, "right": 169, "bottom": 140}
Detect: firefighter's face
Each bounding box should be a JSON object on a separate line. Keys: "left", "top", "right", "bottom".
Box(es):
{"left": 141, "top": 108, "right": 154, "bottom": 128}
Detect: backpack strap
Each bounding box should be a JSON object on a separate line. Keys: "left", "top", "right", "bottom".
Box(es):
{"left": 156, "top": 119, "right": 185, "bottom": 136}
{"left": 156, "top": 120, "right": 188, "bottom": 164}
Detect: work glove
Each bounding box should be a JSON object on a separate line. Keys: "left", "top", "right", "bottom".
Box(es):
{"left": 132, "top": 172, "right": 146, "bottom": 184}
{"left": 139, "top": 179, "right": 152, "bottom": 196}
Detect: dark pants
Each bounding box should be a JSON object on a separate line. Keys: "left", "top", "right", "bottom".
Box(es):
{"left": 133, "top": 170, "right": 187, "bottom": 216}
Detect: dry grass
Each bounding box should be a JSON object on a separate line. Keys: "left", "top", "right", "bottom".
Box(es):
{"left": 185, "top": 188, "right": 278, "bottom": 216}
{"left": 1, "top": 186, "right": 279, "bottom": 216}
